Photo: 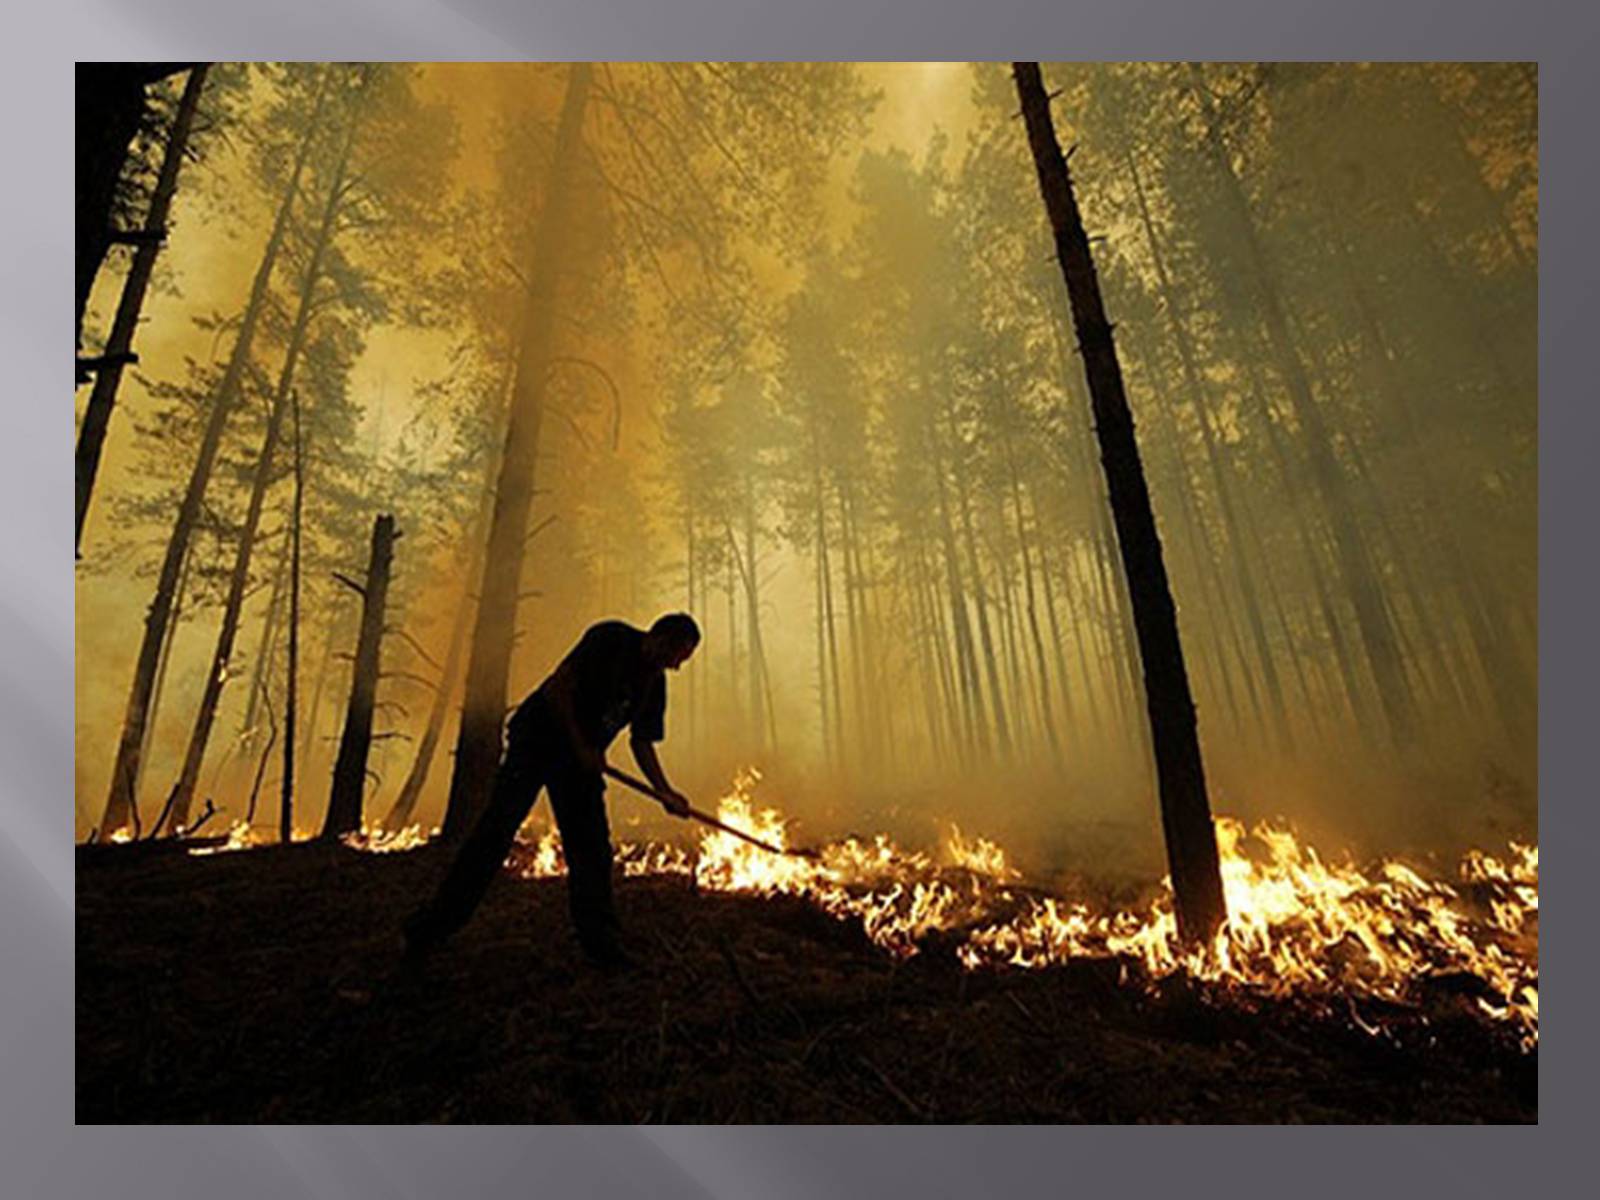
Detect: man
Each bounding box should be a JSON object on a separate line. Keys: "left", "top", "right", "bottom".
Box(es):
{"left": 405, "top": 613, "right": 700, "bottom": 969}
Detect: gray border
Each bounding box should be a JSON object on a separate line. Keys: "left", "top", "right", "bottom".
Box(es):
{"left": 14, "top": 0, "right": 1582, "bottom": 1192}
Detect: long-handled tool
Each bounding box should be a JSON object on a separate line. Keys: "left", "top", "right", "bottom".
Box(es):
{"left": 603, "top": 764, "right": 819, "bottom": 860}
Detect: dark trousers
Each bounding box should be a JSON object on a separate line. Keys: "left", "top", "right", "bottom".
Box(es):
{"left": 413, "top": 707, "right": 618, "bottom": 957}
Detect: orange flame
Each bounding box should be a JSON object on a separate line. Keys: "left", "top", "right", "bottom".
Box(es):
{"left": 174, "top": 769, "right": 1536, "bottom": 1047}
{"left": 507, "top": 770, "right": 1539, "bottom": 1046}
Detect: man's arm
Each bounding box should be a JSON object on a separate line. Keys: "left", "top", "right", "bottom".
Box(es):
{"left": 631, "top": 737, "right": 689, "bottom": 817}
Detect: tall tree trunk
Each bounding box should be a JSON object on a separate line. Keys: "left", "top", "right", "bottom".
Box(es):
{"left": 162, "top": 106, "right": 356, "bottom": 833}
{"left": 1003, "top": 438, "right": 1064, "bottom": 767}
{"left": 383, "top": 417, "right": 503, "bottom": 833}
{"left": 950, "top": 420, "right": 1013, "bottom": 760}
{"left": 725, "top": 549, "right": 740, "bottom": 747}
{"left": 1053, "top": 534, "right": 1106, "bottom": 739}
{"left": 281, "top": 388, "right": 304, "bottom": 844}
{"left": 926, "top": 402, "right": 988, "bottom": 758}
{"left": 443, "top": 65, "right": 593, "bottom": 840}
{"left": 76, "top": 65, "right": 209, "bottom": 553}
{"left": 685, "top": 507, "right": 699, "bottom": 770}
{"left": 1188, "top": 67, "right": 1415, "bottom": 747}
{"left": 322, "top": 515, "right": 399, "bottom": 839}
{"left": 136, "top": 539, "right": 192, "bottom": 808}
{"left": 75, "top": 63, "right": 195, "bottom": 363}
{"left": 299, "top": 599, "right": 351, "bottom": 800}
{"left": 838, "top": 482, "right": 883, "bottom": 767}
{"left": 1024, "top": 481, "right": 1084, "bottom": 742}
{"left": 908, "top": 543, "right": 954, "bottom": 763}
{"left": 917, "top": 535, "right": 965, "bottom": 766}
{"left": 729, "top": 503, "right": 779, "bottom": 752}
{"left": 1044, "top": 274, "right": 1145, "bottom": 758}
{"left": 383, "top": 582, "right": 471, "bottom": 832}
{"left": 162, "top": 391, "right": 289, "bottom": 832}
{"left": 1153, "top": 395, "right": 1247, "bottom": 736}
{"left": 1015, "top": 62, "right": 1225, "bottom": 944}
{"left": 1229, "top": 321, "right": 1375, "bottom": 737}
{"left": 988, "top": 494, "right": 1032, "bottom": 751}
{"left": 1126, "top": 149, "right": 1292, "bottom": 753}
{"left": 1330, "top": 222, "right": 1531, "bottom": 739}
{"left": 818, "top": 492, "right": 846, "bottom": 765}
{"left": 813, "top": 519, "right": 832, "bottom": 769}
{"left": 240, "top": 533, "right": 292, "bottom": 762}
{"left": 98, "top": 68, "right": 330, "bottom": 838}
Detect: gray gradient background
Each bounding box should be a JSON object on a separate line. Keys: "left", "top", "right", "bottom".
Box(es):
{"left": 9, "top": 0, "right": 1579, "bottom": 1188}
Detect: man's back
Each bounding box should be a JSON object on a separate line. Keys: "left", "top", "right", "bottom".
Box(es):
{"left": 531, "top": 621, "right": 664, "bottom": 751}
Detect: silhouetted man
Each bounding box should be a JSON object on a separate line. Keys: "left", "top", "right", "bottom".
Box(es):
{"left": 405, "top": 613, "right": 700, "bottom": 969}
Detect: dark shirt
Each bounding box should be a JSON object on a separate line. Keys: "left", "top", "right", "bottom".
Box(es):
{"left": 530, "top": 620, "right": 666, "bottom": 752}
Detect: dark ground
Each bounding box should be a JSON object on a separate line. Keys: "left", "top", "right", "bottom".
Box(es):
{"left": 76, "top": 840, "right": 1537, "bottom": 1123}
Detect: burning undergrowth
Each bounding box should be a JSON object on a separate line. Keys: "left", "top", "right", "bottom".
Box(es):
{"left": 505, "top": 770, "right": 1539, "bottom": 1050}
{"left": 197, "top": 769, "right": 1538, "bottom": 1051}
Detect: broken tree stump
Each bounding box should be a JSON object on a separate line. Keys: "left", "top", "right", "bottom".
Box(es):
{"left": 321, "top": 514, "right": 399, "bottom": 841}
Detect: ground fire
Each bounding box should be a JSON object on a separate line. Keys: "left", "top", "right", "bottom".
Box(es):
{"left": 318, "top": 770, "right": 1537, "bottom": 1050}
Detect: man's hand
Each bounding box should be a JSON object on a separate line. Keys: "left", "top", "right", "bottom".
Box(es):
{"left": 631, "top": 737, "right": 687, "bottom": 815}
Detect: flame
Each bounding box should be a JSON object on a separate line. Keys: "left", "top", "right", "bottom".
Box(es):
{"left": 187, "top": 822, "right": 321, "bottom": 854}
{"left": 506, "top": 771, "right": 1539, "bottom": 1047}
{"left": 341, "top": 824, "right": 437, "bottom": 853}
{"left": 188, "top": 820, "right": 261, "bottom": 855}
{"left": 159, "top": 768, "right": 1537, "bottom": 1048}
{"left": 944, "top": 823, "right": 1020, "bottom": 881}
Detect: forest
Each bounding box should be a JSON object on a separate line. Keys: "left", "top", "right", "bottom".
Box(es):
{"left": 75, "top": 62, "right": 1537, "bottom": 1123}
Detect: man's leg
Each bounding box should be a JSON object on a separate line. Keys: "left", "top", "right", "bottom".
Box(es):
{"left": 405, "top": 737, "right": 544, "bottom": 955}
{"left": 546, "top": 769, "right": 624, "bottom": 964}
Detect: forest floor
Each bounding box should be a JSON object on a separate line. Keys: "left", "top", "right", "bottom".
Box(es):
{"left": 77, "top": 839, "right": 1536, "bottom": 1123}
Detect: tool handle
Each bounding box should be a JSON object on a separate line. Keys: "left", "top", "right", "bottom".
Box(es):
{"left": 602, "top": 765, "right": 810, "bottom": 859}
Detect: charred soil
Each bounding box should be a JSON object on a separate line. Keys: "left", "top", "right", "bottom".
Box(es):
{"left": 76, "top": 842, "right": 1536, "bottom": 1123}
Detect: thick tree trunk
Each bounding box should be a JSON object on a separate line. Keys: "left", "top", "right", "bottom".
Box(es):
{"left": 442, "top": 65, "right": 592, "bottom": 840}
{"left": 322, "top": 515, "right": 399, "bottom": 840}
{"left": 75, "top": 63, "right": 195, "bottom": 362}
{"left": 76, "top": 65, "right": 208, "bottom": 553}
{"left": 98, "top": 68, "right": 330, "bottom": 839}
{"left": 1045, "top": 275, "right": 1146, "bottom": 758}
{"left": 1015, "top": 62, "right": 1225, "bottom": 944}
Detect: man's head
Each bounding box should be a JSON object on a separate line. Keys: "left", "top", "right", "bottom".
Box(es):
{"left": 644, "top": 612, "right": 701, "bottom": 671}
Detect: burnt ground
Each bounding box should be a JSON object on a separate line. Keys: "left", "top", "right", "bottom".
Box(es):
{"left": 77, "top": 841, "right": 1536, "bottom": 1123}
